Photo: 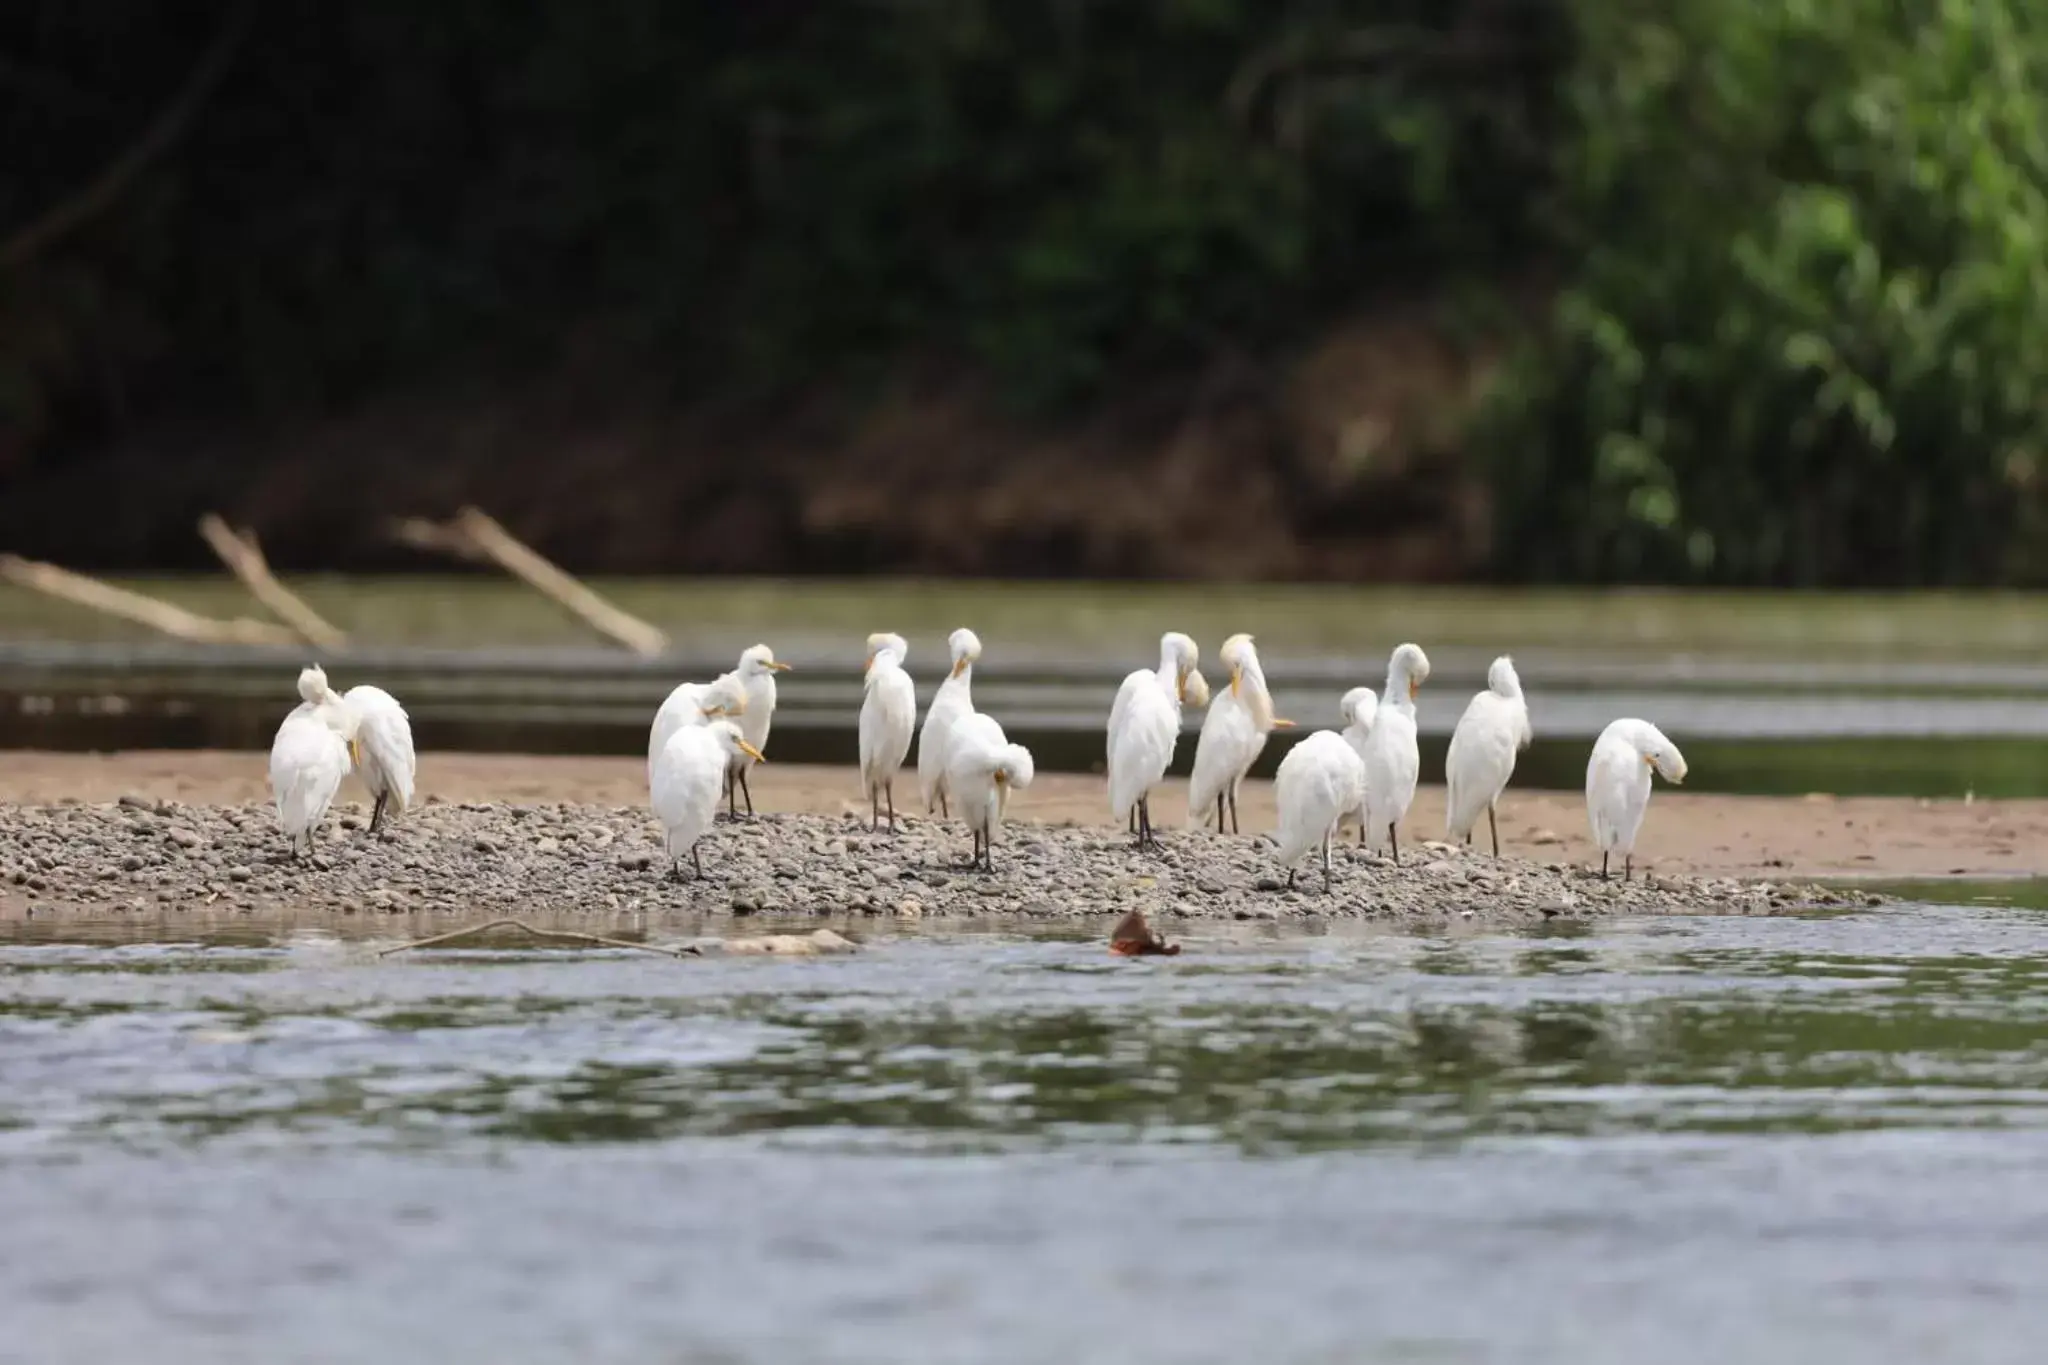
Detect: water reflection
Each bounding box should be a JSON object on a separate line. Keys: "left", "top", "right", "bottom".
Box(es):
{"left": 3, "top": 906, "right": 2048, "bottom": 1156}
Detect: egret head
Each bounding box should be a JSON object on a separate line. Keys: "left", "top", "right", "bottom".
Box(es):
{"left": 1181, "top": 668, "right": 1212, "bottom": 710}
{"left": 865, "top": 632, "right": 909, "bottom": 674}
{"left": 708, "top": 719, "right": 767, "bottom": 765}
{"left": 1624, "top": 720, "right": 1687, "bottom": 785}
{"left": 1487, "top": 655, "right": 1523, "bottom": 700}
{"left": 948, "top": 627, "right": 982, "bottom": 677}
{"left": 698, "top": 673, "right": 749, "bottom": 719}
{"left": 1340, "top": 685, "right": 1378, "bottom": 732}
{"left": 1219, "top": 633, "right": 1256, "bottom": 697}
{"left": 1160, "top": 631, "right": 1199, "bottom": 699}
{"left": 995, "top": 742, "right": 1035, "bottom": 791}
{"left": 297, "top": 664, "right": 333, "bottom": 706}
{"left": 1389, "top": 642, "right": 1430, "bottom": 701}
{"left": 740, "top": 643, "right": 790, "bottom": 678}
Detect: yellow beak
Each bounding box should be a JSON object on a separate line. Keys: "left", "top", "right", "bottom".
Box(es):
{"left": 768, "top": 660, "right": 792, "bottom": 673}
{"left": 1272, "top": 718, "right": 1297, "bottom": 728}
{"left": 738, "top": 740, "right": 767, "bottom": 763}
{"left": 1229, "top": 664, "right": 1242, "bottom": 698}
{"left": 863, "top": 652, "right": 876, "bottom": 673}
{"left": 1175, "top": 666, "right": 1189, "bottom": 702}
{"left": 348, "top": 739, "right": 361, "bottom": 767}
{"left": 951, "top": 657, "right": 969, "bottom": 678}
{"left": 993, "top": 771, "right": 1008, "bottom": 786}
{"left": 1407, "top": 678, "right": 1420, "bottom": 700}
{"left": 699, "top": 704, "right": 725, "bottom": 718}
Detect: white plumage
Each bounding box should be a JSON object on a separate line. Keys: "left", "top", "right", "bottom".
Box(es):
{"left": 918, "top": 627, "right": 982, "bottom": 816}
{"left": 647, "top": 672, "right": 749, "bottom": 789}
{"left": 945, "top": 711, "right": 1035, "bottom": 872}
{"left": 652, "top": 720, "right": 764, "bottom": 880}
{"left": 1186, "top": 633, "right": 1292, "bottom": 833}
{"left": 723, "top": 643, "right": 790, "bottom": 817}
{"left": 1107, "top": 631, "right": 1199, "bottom": 847}
{"left": 1586, "top": 718, "right": 1687, "bottom": 880}
{"left": 1272, "top": 730, "right": 1367, "bottom": 890}
{"left": 1335, "top": 685, "right": 1378, "bottom": 837}
{"left": 858, "top": 632, "right": 916, "bottom": 831}
{"left": 1445, "top": 656, "right": 1533, "bottom": 856}
{"left": 269, "top": 665, "right": 359, "bottom": 856}
{"left": 1360, "top": 642, "right": 1430, "bottom": 861}
{"left": 341, "top": 683, "right": 415, "bottom": 832}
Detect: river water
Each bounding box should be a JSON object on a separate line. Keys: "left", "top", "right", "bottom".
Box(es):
{"left": 4, "top": 900, "right": 2047, "bottom": 1364}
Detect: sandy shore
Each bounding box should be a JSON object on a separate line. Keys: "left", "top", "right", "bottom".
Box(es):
{"left": 0, "top": 750, "right": 1977, "bottom": 926}
{"left": 0, "top": 750, "right": 2035, "bottom": 882}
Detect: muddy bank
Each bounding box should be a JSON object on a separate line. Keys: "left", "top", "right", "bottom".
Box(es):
{"left": 0, "top": 790, "right": 1868, "bottom": 927}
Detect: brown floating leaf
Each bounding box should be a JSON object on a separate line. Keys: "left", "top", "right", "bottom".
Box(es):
{"left": 1109, "top": 908, "right": 1181, "bottom": 957}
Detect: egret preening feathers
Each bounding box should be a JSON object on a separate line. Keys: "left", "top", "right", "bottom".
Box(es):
{"left": 1586, "top": 718, "right": 1687, "bottom": 881}
{"left": 269, "top": 665, "right": 360, "bottom": 857}
{"left": 858, "top": 632, "right": 916, "bottom": 832}
{"left": 1107, "top": 631, "right": 1200, "bottom": 848}
{"left": 1186, "top": 633, "right": 1293, "bottom": 834}
{"left": 1444, "top": 656, "right": 1533, "bottom": 856}
{"left": 919, "top": 628, "right": 982, "bottom": 817}
{"left": 648, "top": 673, "right": 749, "bottom": 789}
{"left": 723, "top": 643, "right": 790, "bottom": 818}
{"left": 652, "top": 719, "right": 765, "bottom": 881}
{"left": 945, "top": 711, "right": 1035, "bottom": 872}
{"left": 341, "top": 683, "right": 415, "bottom": 833}
{"left": 1273, "top": 729, "right": 1367, "bottom": 891}
{"left": 1361, "top": 642, "right": 1430, "bottom": 862}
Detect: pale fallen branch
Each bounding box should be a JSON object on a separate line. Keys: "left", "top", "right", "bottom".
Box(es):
{"left": 0, "top": 553, "right": 298, "bottom": 646}
{"left": 197, "top": 514, "right": 347, "bottom": 650}
{"left": 378, "top": 917, "right": 700, "bottom": 958}
{"left": 387, "top": 506, "right": 668, "bottom": 657}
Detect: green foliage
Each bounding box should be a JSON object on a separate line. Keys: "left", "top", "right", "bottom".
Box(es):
{"left": 1478, "top": 0, "right": 2048, "bottom": 584}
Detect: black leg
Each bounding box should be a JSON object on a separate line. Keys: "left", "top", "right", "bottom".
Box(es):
{"left": 693, "top": 844, "right": 704, "bottom": 880}
{"left": 1129, "top": 806, "right": 1137, "bottom": 836}
{"left": 1487, "top": 806, "right": 1499, "bottom": 858}
{"left": 939, "top": 791, "right": 949, "bottom": 818}
{"left": 741, "top": 767, "right": 755, "bottom": 817}
{"left": 1359, "top": 817, "right": 1366, "bottom": 847}
{"left": 1322, "top": 831, "right": 1333, "bottom": 891}
{"left": 870, "top": 784, "right": 879, "bottom": 832}
{"left": 1228, "top": 788, "right": 1240, "bottom": 835}
{"left": 1389, "top": 824, "right": 1400, "bottom": 866}
{"left": 1600, "top": 852, "right": 1609, "bottom": 880}
{"left": 1286, "top": 867, "right": 1297, "bottom": 890}
{"left": 369, "top": 792, "right": 388, "bottom": 833}
{"left": 886, "top": 781, "right": 897, "bottom": 834}
{"left": 1214, "top": 793, "right": 1226, "bottom": 833}
{"left": 1625, "top": 854, "right": 1633, "bottom": 883}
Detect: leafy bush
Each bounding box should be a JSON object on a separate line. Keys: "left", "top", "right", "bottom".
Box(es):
{"left": 1478, "top": 0, "right": 2048, "bottom": 584}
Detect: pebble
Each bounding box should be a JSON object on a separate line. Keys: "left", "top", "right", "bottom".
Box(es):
{"left": 0, "top": 801, "right": 1873, "bottom": 925}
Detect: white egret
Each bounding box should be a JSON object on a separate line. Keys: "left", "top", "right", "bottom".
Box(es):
{"left": 1444, "top": 656, "right": 1533, "bottom": 856}
{"left": 647, "top": 672, "right": 749, "bottom": 790}
{"left": 652, "top": 719, "right": 765, "bottom": 880}
{"left": 1361, "top": 642, "right": 1430, "bottom": 862}
{"left": 723, "top": 643, "right": 791, "bottom": 818}
{"left": 918, "top": 628, "right": 982, "bottom": 817}
{"left": 269, "top": 665, "right": 359, "bottom": 857}
{"left": 1335, "top": 684, "right": 1378, "bottom": 838}
{"left": 1586, "top": 718, "right": 1687, "bottom": 880}
{"left": 858, "top": 632, "right": 916, "bottom": 832}
{"left": 1107, "top": 631, "right": 1200, "bottom": 848}
{"left": 341, "top": 683, "right": 415, "bottom": 833}
{"left": 945, "top": 711, "right": 1035, "bottom": 872}
{"left": 1272, "top": 730, "right": 1367, "bottom": 891}
{"left": 1186, "top": 633, "right": 1294, "bottom": 833}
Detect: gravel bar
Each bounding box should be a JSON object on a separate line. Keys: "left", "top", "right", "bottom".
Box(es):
{"left": 0, "top": 794, "right": 1880, "bottom": 925}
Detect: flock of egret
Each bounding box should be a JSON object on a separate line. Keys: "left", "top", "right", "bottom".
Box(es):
{"left": 264, "top": 633, "right": 1690, "bottom": 891}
